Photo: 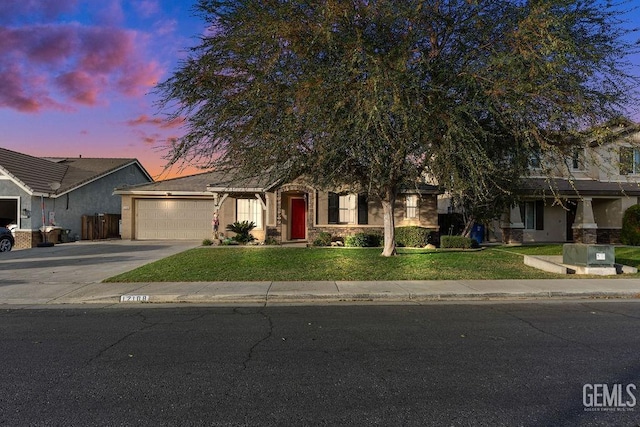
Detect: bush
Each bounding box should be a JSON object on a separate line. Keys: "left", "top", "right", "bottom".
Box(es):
{"left": 440, "top": 235, "right": 476, "bottom": 249}
{"left": 395, "top": 226, "right": 436, "bottom": 247}
{"left": 313, "top": 232, "right": 333, "bottom": 246}
{"left": 345, "top": 232, "right": 382, "bottom": 247}
{"left": 202, "top": 238, "right": 213, "bottom": 246}
{"left": 225, "top": 221, "right": 256, "bottom": 244}
{"left": 621, "top": 204, "right": 640, "bottom": 245}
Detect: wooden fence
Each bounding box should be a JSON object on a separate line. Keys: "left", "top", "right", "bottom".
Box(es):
{"left": 81, "top": 214, "right": 121, "bottom": 240}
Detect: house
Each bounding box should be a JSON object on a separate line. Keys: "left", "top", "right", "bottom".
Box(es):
{"left": 0, "top": 147, "right": 153, "bottom": 248}
{"left": 114, "top": 170, "right": 440, "bottom": 244}
{"left": 499, "top": 122, "right": 640, "bottom": 244}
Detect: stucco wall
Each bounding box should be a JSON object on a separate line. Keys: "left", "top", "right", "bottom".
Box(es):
{"left": 50, "top": 164, "right": 151, "bottom": 239}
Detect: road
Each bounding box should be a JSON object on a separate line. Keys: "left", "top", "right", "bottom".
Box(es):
{"left": 2, "top": 301, "right": 640, "bottom": 426}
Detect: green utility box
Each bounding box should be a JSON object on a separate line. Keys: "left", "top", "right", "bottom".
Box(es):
{"left": 562, "top": 244, "right": 615, "bottom": 267}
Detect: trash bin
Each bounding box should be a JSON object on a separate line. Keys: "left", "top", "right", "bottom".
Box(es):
{"left": 470, "top": 224, "right": 484, "bottom": 244}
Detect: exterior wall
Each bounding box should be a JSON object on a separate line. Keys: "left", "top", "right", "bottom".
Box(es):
{"left": 49, "top": 164, "right": 150, "bottom": 240}
{"left": 120, "top": 194, "right": 134, "bottom": 239}
{"left": 522, "top": 204, "right": 566, "bottom": 243}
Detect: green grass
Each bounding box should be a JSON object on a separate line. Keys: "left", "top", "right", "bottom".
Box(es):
{"left": 105, "top": 246, "right": 576, "bottom": 282}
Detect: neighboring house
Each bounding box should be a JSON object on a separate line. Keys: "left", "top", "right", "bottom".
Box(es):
{"left": 0, "top": 147, "right": 153, "bottom": 248}
{"left": 500, "top": 121, "right": 640, "bottom": 244}
{"left": 115, "top": 170, "right": 440, "bottom": 243}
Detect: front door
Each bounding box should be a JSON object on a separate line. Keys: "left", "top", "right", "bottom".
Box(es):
{"left": 291, "top": 198, "right": 306, "bottom": 240}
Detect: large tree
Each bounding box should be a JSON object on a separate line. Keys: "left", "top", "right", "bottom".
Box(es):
{"left": 157, "top": 0, "right": 638, "bottom": 256}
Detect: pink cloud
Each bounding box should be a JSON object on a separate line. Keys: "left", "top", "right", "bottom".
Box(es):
{"left": 0, "top": 22, "right": 164, "bottom": 113}
{"left": 0, "top": 63, "right": 65, "bottom": 112}
{"left": 126, "top": 114, "right": 185, "bottom": 129}
{"left": 56, "top": 70, "right": 100, "bottom": 105}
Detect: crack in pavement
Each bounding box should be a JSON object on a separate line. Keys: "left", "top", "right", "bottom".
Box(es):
{"left": 85, "top": 311, "right": 157, "bottom": 365}
{"left": 490, "top": 306, "right": 603, "bottom": 353}
{"left": 580, "top": 302, "right": 640, "bottom": 320}
{"left": 239, "top": 308, "right": 274, "bottom": 370}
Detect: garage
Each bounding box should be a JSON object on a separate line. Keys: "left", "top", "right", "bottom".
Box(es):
{"left": 135, "top": 199, "right": 215, "bottom": 240}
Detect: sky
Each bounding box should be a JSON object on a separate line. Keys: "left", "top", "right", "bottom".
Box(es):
{"left": 1, "top": 1, "right": 640, "bottom": 181}
{"left": 0, "top": 0, "right": 204, "bottom": 179}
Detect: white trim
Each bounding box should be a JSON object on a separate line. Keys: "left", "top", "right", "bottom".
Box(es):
{"left": 0, "top": 196, "right": 20, "bottom": 229}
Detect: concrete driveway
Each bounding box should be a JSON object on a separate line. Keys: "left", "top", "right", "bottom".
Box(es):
{"left": 0, "top": 240, "right": 197, "bottom": 285}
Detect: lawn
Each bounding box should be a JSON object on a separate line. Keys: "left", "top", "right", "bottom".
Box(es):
{"left": 105, "top": 246, "right": 582, "bottom": 282}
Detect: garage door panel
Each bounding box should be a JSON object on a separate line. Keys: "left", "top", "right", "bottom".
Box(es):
{"left": 135, "top": 199, "right": 215, "bottom": 240}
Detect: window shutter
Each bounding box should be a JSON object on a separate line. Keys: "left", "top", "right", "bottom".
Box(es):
{"left": 535, "top": 200, "right": 544, "bottom": 230}
{"left": 357, "top": 194, "right": 368, "bottom": 224}
{"left": 328, "top": 192, "right": 339, "bottom": 224}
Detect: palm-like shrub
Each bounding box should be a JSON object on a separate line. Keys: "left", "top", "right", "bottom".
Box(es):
{"left": 226, "top": 221, "right": 256, "bottom": 244}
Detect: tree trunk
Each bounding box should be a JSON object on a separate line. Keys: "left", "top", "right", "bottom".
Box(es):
{"left": 381, "top": 191, "right": 397, "bottom": 257}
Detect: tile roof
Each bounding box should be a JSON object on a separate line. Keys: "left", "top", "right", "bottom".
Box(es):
{"left": 520, "top": 177, "right": 640, "bottom": 197}
{"left": 0, "top": 147, "right": 149, "bottom": 195}
{"left": 116, "top": 169, "right": 275, "bottom": 193}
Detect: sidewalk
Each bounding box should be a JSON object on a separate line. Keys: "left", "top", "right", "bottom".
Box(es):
{"left": 2, "top": 240, "right": 640, "bottom": 306}
{"left": 2, "top": 278, "right": 640, "bottom": 306}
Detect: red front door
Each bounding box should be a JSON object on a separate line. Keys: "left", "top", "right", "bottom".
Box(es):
{"left": 291, "top": 198, "right": 306, "bottom": 239}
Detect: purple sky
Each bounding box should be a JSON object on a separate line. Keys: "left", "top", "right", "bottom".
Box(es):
{"left": 0, "top": 0, "right": 202, "bottom": 178}
{"left": 1, "top": 0, "right": 639, "bottom": 180}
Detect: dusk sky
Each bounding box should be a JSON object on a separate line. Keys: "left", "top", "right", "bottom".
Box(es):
{"left": 1, "top": 0, "right": 640, "bottom": 180}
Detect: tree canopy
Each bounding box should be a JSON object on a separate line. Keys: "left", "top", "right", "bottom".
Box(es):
{"left": 156, "top": 0, "right": 639, "bottom": 256}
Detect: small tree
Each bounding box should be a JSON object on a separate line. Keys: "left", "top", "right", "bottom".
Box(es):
{"left": 226, "top": 221, "right": 256, "bottom": 244}
{"left": 621, "top": 205, "right": 640, "bottom": 246}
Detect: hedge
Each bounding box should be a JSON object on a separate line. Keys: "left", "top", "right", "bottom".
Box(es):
{"left": 344, "top": 232, "right": 382, "bottom": 247}
{"left": 394, "top": 226, "right": 435, "bottom": 247}
{"left": 621, "top": 204, "right": 640, "bottom": 245}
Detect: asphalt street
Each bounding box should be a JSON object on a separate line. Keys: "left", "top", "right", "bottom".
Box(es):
{"left": 2, "top": 302, "right": 640, "bottom": 426}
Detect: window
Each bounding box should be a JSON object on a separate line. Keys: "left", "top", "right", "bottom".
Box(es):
{"left": 328, "top": 193, "right": 367, "bottom": 224}
{"left": 405, "top": 195, "right": 418, "bottom": 219}
{"left": 519, "top": 201, "right": 544, "bottom": 230}
{"left": 620, "top": 147, "right": 640, "bottom": 175}
{"left": 237, "top": 198, "right": 262, "bottom": 229}
{"left": 571, "top": 149, "right": 583, "bottom": 170}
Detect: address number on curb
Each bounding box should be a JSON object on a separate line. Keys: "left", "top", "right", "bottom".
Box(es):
{"left": 120, "top": 295, "right": 150, "bottom": 303}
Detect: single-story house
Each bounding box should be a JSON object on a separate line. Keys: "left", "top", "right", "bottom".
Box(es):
{"left": 114, "top": 170, "right": 440, "bottom": 244}
{"left": 0, "top": 147, "right": 153, "bottom": 248}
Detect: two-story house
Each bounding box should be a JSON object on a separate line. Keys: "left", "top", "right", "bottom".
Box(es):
{"left": 500, "top": 121, "right": 640, "bottom": 244}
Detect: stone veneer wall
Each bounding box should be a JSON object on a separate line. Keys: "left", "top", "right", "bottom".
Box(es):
{"left": 572, "top": 228, "right": 597, "bottom": 244}
{"left": 596, "top": 228, "right": 622, "bottom": 244}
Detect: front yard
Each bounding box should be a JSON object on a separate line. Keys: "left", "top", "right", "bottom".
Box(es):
{"left": 104, "top": 245, "right": 640, "bottom": 282}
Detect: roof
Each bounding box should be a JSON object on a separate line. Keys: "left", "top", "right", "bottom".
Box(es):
{"left": 115, "top": 169, "right": 278, "bottom": 195}
{"left": 0, "top": 147, "right": 152, "bottom": 196}
{"left": 520, "top": 178, "right": 640, "bottom": 197}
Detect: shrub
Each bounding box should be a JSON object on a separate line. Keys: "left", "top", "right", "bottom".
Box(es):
{"left": 202, "top": 238, "right": 213, "bottom": 246}
{"left": 225, "top": 221, "right": 256, "bottom": 244}
{"left": 395, "top": 226, "right": 436, "bottom": 247}
{"left": 313, "top": 232, "right": 333, "bottom": 246}
{"left": 621, "top": 204, "right": 640, "bottom": 245}
{"left": 440, "top": 235, "right": 476, "bottom": 249}
{"left": 345, "top": 232, "right": 382, "bottom": 247}
{"left": 265, "top": 236, "right": 280, "bottom": 245}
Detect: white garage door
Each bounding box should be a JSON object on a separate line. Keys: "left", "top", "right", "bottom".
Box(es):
{"left": 135, "top": 199, "right": 215, "bottom": 240}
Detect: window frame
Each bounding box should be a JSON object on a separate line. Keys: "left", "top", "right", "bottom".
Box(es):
{"left": 236, "top": 198, "right": 263, "bottom": 229}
